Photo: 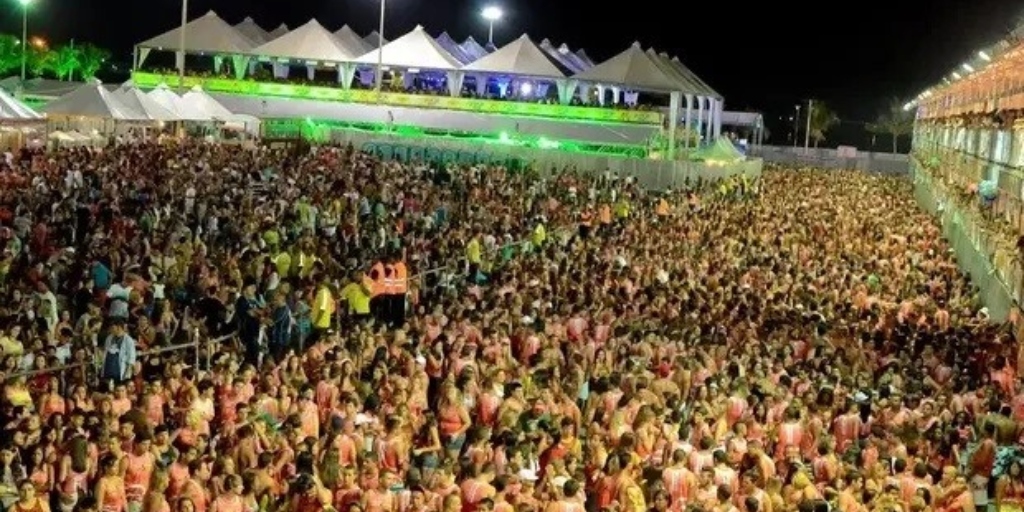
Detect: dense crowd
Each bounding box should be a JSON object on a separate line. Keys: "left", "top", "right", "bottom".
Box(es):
{"left": 0, "top": 143, "right": 1021, "bottom": 512}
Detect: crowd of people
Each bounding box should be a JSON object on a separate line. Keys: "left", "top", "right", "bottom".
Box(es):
{"left": 0, "top": 142, "right": 1021, "bottom": 512}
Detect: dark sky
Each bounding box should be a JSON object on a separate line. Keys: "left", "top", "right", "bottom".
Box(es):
{"left": 2, "top": 0, "right": 1022, "bottom": 145}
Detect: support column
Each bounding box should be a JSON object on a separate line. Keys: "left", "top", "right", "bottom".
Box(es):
{"left": 611, "top": 86, "right": 621, "bottom": 104}
{"left": 713, "top": 99, "right": 723, "bottom": 139}
{"left": 684, "top": 94, "right": 693, "bottom": 150}
{"left": 597, "top": 85, "right": 606, "bottom": 106}
{"left": 695, "top": 96, "right": 705, "bottom": 146}
{"left": 668, "top": 91, "right": 681, "bottom": 161}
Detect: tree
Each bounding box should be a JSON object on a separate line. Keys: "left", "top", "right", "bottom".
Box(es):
{"left": 26, "top": 46, "right": 54, "bottom": 78}
{"left": 808, "top": 101, "right": 839, "bottom": 148}
{"left": 0, "top": 34, "right": 21, "bottom": 75}
{"left": 867, "top": 99, "right": 914, "bottom": 153}
{"left": 51, "top": 44, "right": 81, "bottom": 81}
{"left": 77, "top": 43, "right": 110, "bottom": 79}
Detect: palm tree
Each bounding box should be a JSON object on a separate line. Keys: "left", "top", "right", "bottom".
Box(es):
{"left": 51, "top": 44, "right": 81, "bottom": 81}
{"left": 0, "top": 34, "right": 21, "bottom": 75}
{"left": 77, "top": 43, "right": 110, "bottom": 79}
{"left": 808, "top": 101, "right": 839, "bottom": 148}
{"left": 867, "top": 99, "right": 914, "bottom": 153}
{"left": 26, "top": 47, "right": 54, "bottom": 78}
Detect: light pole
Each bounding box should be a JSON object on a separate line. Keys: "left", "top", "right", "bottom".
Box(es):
{"left": 178, "top": 0, "right": 188, "bottom": 91}
{"left": 481, "top": 6, "right": 502, "bottom": 45}
{"left": 792, "top": 104, "right": 800, "bottom": 147}
{"left": 375, "top": 0, "right": 386, "bottom": 95}
{"left": 18, "top": 0, "right": 31, "bottom": 83}
{"left": 804, "top": 99, "right": 813, "bottom": 151}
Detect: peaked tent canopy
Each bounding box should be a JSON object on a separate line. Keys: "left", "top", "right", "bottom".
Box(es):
{"left": 668, "top": 54, "right": 721, "bottom": 99}
{"left": 538, "top": 39, "right": 584, "bottom": 74}
{"left": 115, "top": 86, "right": 178, "bottom": 121}
{"left": 147, "top": 83, "right": 207, "bottom": 120}
{"left": 0, "top": 87, "right": 43, "bottom": 120}
{"left": 234, "top": 17, "right": 271, "bottom": 45}
{"left": 557, "top": 43, "right": 591, "bottom": 72}
{"left": 575, "top": 49, "right": 595, "bottom": 67}
{"left": 462, "top": 34, "right": 568, "bottom": 78}
{"left": 334, "top": 25, "right": 373, "bottom": 56}
{"left": 42, "top": 79, "right": 142, "bottom": 120}
{"left": 269, "top": 24, "right": 289, "bottom": 38}
{"left": 688, "top": 137, "right": 744, "bottom": 162}
{"left": 460, "top": 36, "right": 489, "bottom": 60}
{"left": 572, "top": 42, "right": 687, "bottom": 93}
{"left": 253, "top": 19, "right": 364, "bottom": 62}
{"left": 353, "top": 25, "right": 462, "bottom": 70}
{"left": 138, "top": 11, "right": 256, "bottom": 54}
{"left": 435, "top": 32, "right": 475, "bottom": 65}
{"left": 645, "top": 49, "right": 705, "bottom": 96}
{"left": 363, "top": 30, "right": 387, "bottom": 48}
{"left": 181, "top": 86, "right": 233, "bottom": 119}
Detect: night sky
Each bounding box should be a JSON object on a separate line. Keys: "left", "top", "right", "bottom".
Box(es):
{"left": 2, "top": 0, "right": 1022, "bottom": 146}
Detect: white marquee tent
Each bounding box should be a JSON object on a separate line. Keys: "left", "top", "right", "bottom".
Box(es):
{"left": 353, "top": 25, "right": 463, "bottom": 71}
{"left": 669, "top": 54, "right": 720, "bottom": 99}
{"left": 334, "top": 25, "right": 373, "bottom": 56}
{"left": 460, "top": 36, "right": 489, "bottom": 60}
{"left": 575, "top": 49, "right": 595, "bottom": 67}
{"left": 435, "top": 32, "right": 475, "bottom": 65}
{"left": 572, "top": 42, "right": 687, "bottom": 93}
{"left": 539, "top": 39, "right": 585, "bottom": 74}
{"left": 235, "top": 17, "right": 271, "bottom": 45}
{"left": 42, "top": 79, "right": 142, "bottom": 120}
{"left": 136, "top": 11, "right": 256, "bottom": 67}
{"left": 146, "top": 83, "right": 194, "bottom": 119}
{"left": 253, "top": 19, "right": 365, "bottom": 64}
{"left": 115, "top": 84, "right": 178, "bottom": 121}
{"left": 181, "top": 86, "right": 233, "bottom": 120}
{"left": 645, "top": 49, "right": 706, "bottom": 96}
{"left": 462, "top": 35, "right": 567, "bottom": 79}
{"left": 269, "top": 24, "right": 289, "bottom": 39}
{"left": 363, "top": 31, "right": 387, "bottom": 48}
{"left": 0, "top": 87, "right": 43, "bottom": 121}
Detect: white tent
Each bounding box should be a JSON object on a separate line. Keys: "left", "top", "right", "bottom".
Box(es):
{"left": 269, "top": 24, "right": 289, "bottom": 38}
{"left": 181, "top": 86, "right": 233, "bottom": 120}
{"left": 253, "top": 19, "right": 365, "bottom": 63}
{"left": 435, "top": 32, "right": 475, "bottom": 65}
{"left": 645, "top": 50, "right": 706, "bottom": 96}
{"left": 115, "top": 85, "right": 178, "bottom": 121}
{"left": 334, "top": 25, "right": 372, "bottom": 56}
{"left": 363, "top": 30, "right": 387, "bottom": 48}
{"left": 0, "top": 87, "right": 43, "bottom": 120}
{"left": 147, "top": 83, "right": 196, "bottom": 119}
{"left": 353, "top": 25, "right": 462, "bottom": 70}
{"left": 462, "top": 35, "right": 566, "bottom": 78}
{"left": 460, "top": 36, "right": 489, "bottom": 60}
{"left": 571, "top": 42, "right": 686, "bottom": 92}
{"left": 539, "top": 39, "right": 585, "bottom": 74}
{"left": 41, "top": 79, "right": 143, "bottom": 120}
{"left": 235, "top": 17, "right": 271, "bottom": 45}
{"left": 668, "top": 54, "right": 720, "bottom": 99}
{"left": 137, "top": 11, "right": 256, "bottom": 60}
{"left": 575, "top": 49, "right": 595, "bottom": 67}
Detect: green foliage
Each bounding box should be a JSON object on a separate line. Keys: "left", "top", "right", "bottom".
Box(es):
{"left": 51, "top": 44, "right": 81, "bottom": 81}
{"left": 0, "top": 34, "right": 21, "bottom": 75}
{"left": 26, "top": 46, "right": 53, "bottom": 78}
{"left": 867, "top": 98, "right": 914, "bottom": 153}
{"left": 77, "top": 43, "right": 109, "bottom": 79}
{"left": 808, "top": 101, "right": 839, "bottom": 148}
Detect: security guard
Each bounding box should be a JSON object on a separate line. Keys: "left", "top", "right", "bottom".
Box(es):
{"left": 368, "top": 259, "right": 386, "bottom": 322}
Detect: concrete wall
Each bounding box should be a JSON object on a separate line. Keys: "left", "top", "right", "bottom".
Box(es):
{"left": 750, "top": 145, "right": 909, "bottom": 175}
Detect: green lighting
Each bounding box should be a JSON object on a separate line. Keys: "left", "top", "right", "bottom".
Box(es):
{"left": 131, "top": 71, "right": 664, "bottom": 126}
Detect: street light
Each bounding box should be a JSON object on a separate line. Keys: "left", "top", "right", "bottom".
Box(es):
{"left": 18, "top": 0, "right": 32, "bottom": 83}
{"left": 375, "top": 0, "right": 386, "bottom": 95}
{"left": 481, "top": 6, "right": 502, "bottom": 45}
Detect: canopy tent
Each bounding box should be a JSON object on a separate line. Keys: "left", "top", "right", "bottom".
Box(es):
{"left": 669, "top": 55, "right": 720, "bottom": 99}
{"left": 269, "top": 24, "right": 289, "bottom": 38}
{"left": 114, "top": 84, "right": 178, "bottom": 121}
{"left": 557, "top": 43, "right": 591, "bottom": 72}
{"left": 181, "top": 86, "right": 233, "bottom": 119}
{"left": 688, "top": 137, "right": 744, "bottom": 162}
{"left": 460, "top": 36, "right": 489, "bottom": 60}
{"left": 253, "top": 19, "right": 365, "bottom": 64}
{"left": 146, "top": 83, "right": 196, "bottom": 119}
{"left": 539, "top": 39, "right": 585, "bottom": 74}
{"left": 575, "top": 49, "right": 595, "bottom": 67}
{"left": 41, "top": 79, "right": 143, "bottom": 120}
{"left": 435, "top": 32, "right": 476, "bottom": 65}
{"left": 0, "top": 87, "right": 43, "bottom": 121}
{"left": 136, "top": 11, "right": 257, "bottom": 68}
{"left": 645, "top": 49, "right": 706, "bottom": 96}
{"left": 363, "top": 30, "right": 387, "bottom": 48}
{"left": 234, "top": 17, "right": 271, "bottom": 45}
{"left": 462, "top": 34, "right": 568, "bottom": 78}
{"left": 572, "top": 42, "right": 687, "bottom": 92}
{"left": 334, "top": 25, "right": 373, "bottom": 56}
{"left": 353, "top": 25, "right": 463, "bottom": 71}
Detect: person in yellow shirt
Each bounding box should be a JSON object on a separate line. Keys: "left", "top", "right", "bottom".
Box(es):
{"left": 311, "top": 277, "right": 335, "bottom": 341}
{"left": 531, "top": 221, "right": 546, "bottom": 250}
{"left": 339, "top": 271, "right": 372, "bottom": 322}
{"left": 466, "top": 234, "right": 482, "bottom": 278}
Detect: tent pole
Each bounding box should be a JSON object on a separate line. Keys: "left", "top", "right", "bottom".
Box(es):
{"left": 668, "top": 91, "right": 680, "bottom": 161}
{"left": 178, "top": 0, "right": 188, "bottom": 92}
